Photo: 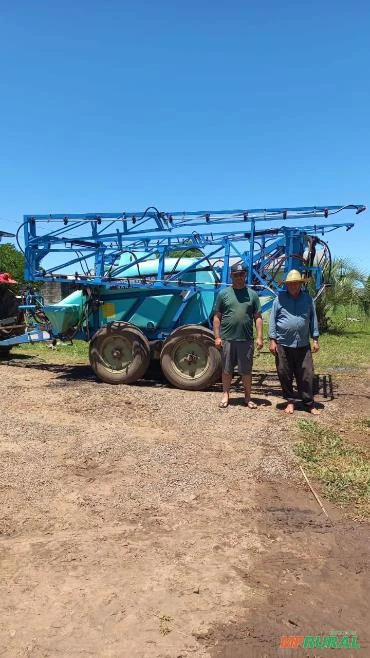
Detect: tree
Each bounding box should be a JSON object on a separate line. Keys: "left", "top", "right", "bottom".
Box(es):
{"left": 315, "top": 258, "right": 367, "bottom": 330}
{"left": 359, "top": 275, "right": 370, "bottom": 316}
{"left": 0, "top": 243, "right": 25, "bottom": 292}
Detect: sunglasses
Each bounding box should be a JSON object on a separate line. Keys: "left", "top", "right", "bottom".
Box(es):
{"left": 232, "top": 271, "right": 246, "bottom": 277}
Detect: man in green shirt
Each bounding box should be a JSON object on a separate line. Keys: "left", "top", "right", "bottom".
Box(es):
{"left": 213, "top": 262, "right": 264, "bottom": 408}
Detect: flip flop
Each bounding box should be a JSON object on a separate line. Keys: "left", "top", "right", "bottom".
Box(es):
{"left": 218, "top": 399, "right": 229, "bottom": 409}
{"left": 245, "top": 400, "right": 257, "bottom": 409}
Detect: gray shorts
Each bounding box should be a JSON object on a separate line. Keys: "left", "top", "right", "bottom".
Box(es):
{"left": 221, "top": 340, "right": 254, "bottom": 375}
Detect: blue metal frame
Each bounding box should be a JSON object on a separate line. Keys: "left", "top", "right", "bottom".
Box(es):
{"left": 0, "top": 202, "right": 363, "bottom": 347}
{"left": 0, "top": 230, "right": 15, "bottom": 240}
{"left": 22, "top": 204, "right": 365, "bottom": 287}
{"left": 0, "top": 329, "right": 51, "bottom": 347}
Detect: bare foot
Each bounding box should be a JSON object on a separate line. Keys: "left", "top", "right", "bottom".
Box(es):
{"left": 245, "top": 400, "right": 257, "bottom": 409}
{"left": 284, "top": 403, "right": 294, "bottom": 414}
{"left": 219, "top": 395, "right": 229, "bottom": 409}
{"left": 309, "top": 406, "right": 320, "bottom": 415}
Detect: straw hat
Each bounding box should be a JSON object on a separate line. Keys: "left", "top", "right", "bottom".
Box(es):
{"left": 283, "top": 269, "right": 310, "bottom": 284}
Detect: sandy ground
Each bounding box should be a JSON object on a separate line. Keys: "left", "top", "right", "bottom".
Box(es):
{"left": 0, "top": 357, "right": 369, "bottom": 658}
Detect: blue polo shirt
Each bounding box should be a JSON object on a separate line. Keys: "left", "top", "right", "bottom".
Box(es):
{"left": 269, "top": 291, "right": 319, "bottom": 348}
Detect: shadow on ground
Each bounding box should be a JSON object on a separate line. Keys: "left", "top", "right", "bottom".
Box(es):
{"left": 2, "top": 355, "right": 336, "bottom": 401}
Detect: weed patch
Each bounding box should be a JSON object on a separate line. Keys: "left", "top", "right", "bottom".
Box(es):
{"left": 294, "top": 420, "right": 370, "bottom": 517}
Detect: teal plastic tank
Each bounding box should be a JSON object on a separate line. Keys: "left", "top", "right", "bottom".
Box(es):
{"left": 43, "top": 258, "right": 218, "bottom": 337}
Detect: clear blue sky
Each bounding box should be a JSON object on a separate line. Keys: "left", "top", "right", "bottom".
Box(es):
{"left": 0, "top": 0, "right": 369, "bottom": 271}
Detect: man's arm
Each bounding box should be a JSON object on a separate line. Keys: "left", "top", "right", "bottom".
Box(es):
{"left": 213, "top": 291, "right": 224, "bottom": 347}
{"left": 213, "top": 311, "right": 223, "bottom": 348}
{"left": 252, "top": 292, "right": 263, "bottom": 350}
{"left": 254, "top": 313, "right": 264, "bottom": 350}
{"left": 269, "top": 298, "right": 278, "bottom": 355}
{"left": 310, "top": 299, "right": 320, "bottom": 353}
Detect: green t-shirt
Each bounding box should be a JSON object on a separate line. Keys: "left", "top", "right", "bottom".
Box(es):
{"left": 214, "top": 286, "right": 261, "bottom": 341}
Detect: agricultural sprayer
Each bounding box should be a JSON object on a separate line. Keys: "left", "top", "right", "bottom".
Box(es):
{"left": 0, "top": 204, "right": 366, "bottom": 389}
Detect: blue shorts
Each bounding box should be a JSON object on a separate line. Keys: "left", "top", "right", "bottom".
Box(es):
{"left": 221, "top": 340, "right": 254, "bottom": 375}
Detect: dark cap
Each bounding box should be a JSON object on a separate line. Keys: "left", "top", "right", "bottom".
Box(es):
{"left": 230, "top": 262, "right": 247, "bottom": 273}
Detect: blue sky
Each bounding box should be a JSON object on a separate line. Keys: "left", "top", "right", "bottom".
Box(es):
{"left": 0, "top": 0, "right": 369, "bottom": 271}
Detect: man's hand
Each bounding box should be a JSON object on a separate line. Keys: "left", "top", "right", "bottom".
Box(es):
{"left": 256, "top": 337, "right": 264, "bottom": 351}
{"left": 269, "top": 339, "right": 278, "bottom": 355}
{"left": 312, "top": 339, "right": 319, "bottom": 353}
{"left": 215, "top": 336, "right": 223, "bottom": 349}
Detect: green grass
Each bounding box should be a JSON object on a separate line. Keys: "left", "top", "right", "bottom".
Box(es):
{"left": 10, "top": 340, "right": 89, "bottom": 364}
{"left": 6, "top": 319, "right": 370, "bottom": 370}
{"left": 313, "top": 320, "right": 370, "bottom": 370}
{"left": 294, "top": 419, "right": 370, "bottom": 517}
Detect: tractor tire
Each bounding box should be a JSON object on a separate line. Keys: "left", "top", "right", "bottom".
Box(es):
{"left": 160, "top": 325, "right": 221, "bottom": 391}
{"left": 89, "top": 322, "right": 151, "bottom": 385}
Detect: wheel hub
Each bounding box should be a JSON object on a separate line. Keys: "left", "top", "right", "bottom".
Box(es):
{"left": 171, "top": 340, "right": 209, "bottom": 378}
{"left": 183, "top": 352, "right": 199, "bottom": 364}
{"left": 100, "top": 335, "right": 133, "bottom": 371}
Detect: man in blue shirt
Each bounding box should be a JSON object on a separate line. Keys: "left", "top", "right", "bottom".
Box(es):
{"left": 269, "top": 269, "right": 320, "bottom": 415}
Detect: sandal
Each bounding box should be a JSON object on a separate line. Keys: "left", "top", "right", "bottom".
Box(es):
{"left": 245, "top": 400, "right": 257, "bottom": 409}
{"left": 219, "top": 399, "right": 229, "bottom": 409}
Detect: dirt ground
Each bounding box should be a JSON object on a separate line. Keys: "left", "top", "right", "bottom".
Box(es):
{"left": 0, "top": 356, "right": 369, "bottom": 658}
